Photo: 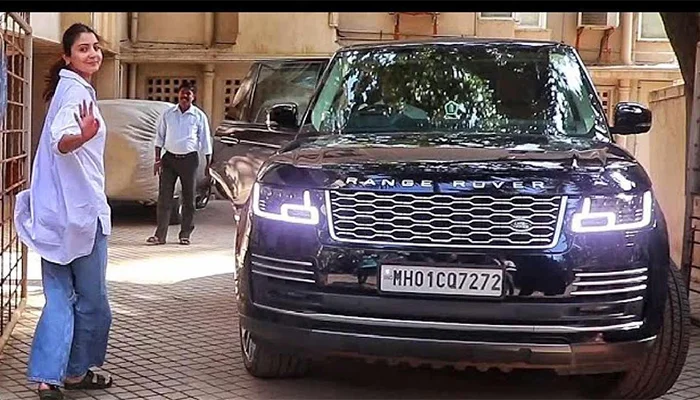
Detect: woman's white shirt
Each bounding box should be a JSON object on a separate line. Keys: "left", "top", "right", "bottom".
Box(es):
{"left": 14, "top": 68, "right": 111, "bottom": 265}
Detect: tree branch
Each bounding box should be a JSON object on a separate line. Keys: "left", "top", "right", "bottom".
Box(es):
{"left": 660, "top": 12, "right": 700, "bottom": 92}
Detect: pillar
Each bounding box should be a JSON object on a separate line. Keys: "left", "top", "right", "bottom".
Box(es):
{"left": 202, "top": 63, "right": 215, "bottom": 124}
{"left": 128, "top": 63, "right": 137, "bottom": 99}
{"left": 621, "top": 13, "right": 634, "bottom": 65}
{"left": 617, "top": 78, "right": 632, "bottom": 151}
{"left": 204, "top": 12, "right": 214, "bottom": 48}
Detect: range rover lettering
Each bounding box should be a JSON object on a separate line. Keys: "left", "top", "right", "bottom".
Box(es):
{"left": 234, "top": 39, "right": 690, "bottom": 399}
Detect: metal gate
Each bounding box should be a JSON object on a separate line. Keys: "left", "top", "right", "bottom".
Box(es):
{"left": 686, "top": 196, "right": 700, "bottom": 326}
{"left": 0, "top": 12, "right": 31, "bottom": 344}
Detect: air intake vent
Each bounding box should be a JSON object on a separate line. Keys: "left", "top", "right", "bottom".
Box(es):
{"left": 250, "top": 254, "right": 315, "bottom": 284}
{"left": 571, "top": 267, "right": 647, "bottom": 297}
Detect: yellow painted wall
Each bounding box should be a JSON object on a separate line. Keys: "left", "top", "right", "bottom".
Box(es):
{"left": 133, "top": 62, "right": 254, "bottom": 128}
{"left": 477, "top": 19, "right": 516, "bottom": 39}
{"left": 630, "top": 80, "right": 678, "bottom": 171}
{"left": 31, "top": 13, "right": 61, "bottom": 44}
{"left": 135, "top": 63, "right": 204, "bottom": 100}
{"left": 60, "top": 12, "right": 91, "bottom": 32}
{"left": 232, "top": 13, "right": 337, "bottom": 56}
{"left": 30, "top": 56, "right": 55, "bottom": 161}
{"left": 647, "top": 84, "right": 686, "bottom": 267}
{"left": 94, "top": 56, "right": 120, "bottom": 99}
{"left": 137, "top": 13, "right": 206, "bottom": 44}
{"left": 338, "top": 12, "right": 476, "bottom": 38}
{"left": 215, "top": 13, "right": 239, "bottom": 44}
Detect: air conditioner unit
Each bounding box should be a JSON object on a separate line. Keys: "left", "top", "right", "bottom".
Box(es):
{"left": 577, "top": 12, "right": 620, "bottom": 29}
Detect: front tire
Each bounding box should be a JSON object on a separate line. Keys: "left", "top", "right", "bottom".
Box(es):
{"left": 586, "top": 261, "right": 690, "bottom": 399}
{"left": 239, "top": 326, "right": 310, "bottom": 379}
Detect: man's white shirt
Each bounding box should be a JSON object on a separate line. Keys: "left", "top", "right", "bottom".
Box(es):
{"left": 155, "top": 104, "right": 212, "bottom": 155}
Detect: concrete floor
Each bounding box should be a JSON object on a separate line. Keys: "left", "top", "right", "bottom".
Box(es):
{"left": 0, "top": 200, "right": 699, "bottom": 399}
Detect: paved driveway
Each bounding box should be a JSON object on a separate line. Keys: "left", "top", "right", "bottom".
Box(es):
{"left": 0, "top": 200, "right": 698, "bottom": 399}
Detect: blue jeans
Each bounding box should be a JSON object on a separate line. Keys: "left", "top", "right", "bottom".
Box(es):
{"left": 27, "top": 221, "right": 111, "bottom": 386}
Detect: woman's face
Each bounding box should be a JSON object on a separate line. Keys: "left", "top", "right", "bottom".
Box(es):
{"left": 63, "top": 32, "right": 102, "bottom": 79}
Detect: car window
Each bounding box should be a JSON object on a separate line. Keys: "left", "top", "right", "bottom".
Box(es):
{"left": 226, "top": 65, "right": 257, "bottom": 121}
{"left": 250, "top": 61, "right": 325, "bottom": 126}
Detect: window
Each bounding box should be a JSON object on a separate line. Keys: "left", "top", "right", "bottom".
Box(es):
{"left": 479, "top": 12, "right": 546, "bottom": 29}
{"left": 146, "top": 77, "right": 197, "bottom": 103}
{"left": 249, "top": 61, "right": 326, "bottom": 125}
{"left": 596, "top": 88, "right": 615, "bottom": 121}
{"left": 480, "top": 12, "right": 514, "bottom": 19}
{"left": 639, "top": 13, "right": 668, "bottom": 41}
{"left": 516, "top": 13, "right": 546, "bottom": 29}
{"left": 226, "top": 67, "right": 256, "bottom": 121}
{"left": 223, "top": 78, "right": 242, "bottom": 115}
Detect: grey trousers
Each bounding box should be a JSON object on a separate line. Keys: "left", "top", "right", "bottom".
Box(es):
{"left": 155, "top": 151, "right": 199, "bottom": 240}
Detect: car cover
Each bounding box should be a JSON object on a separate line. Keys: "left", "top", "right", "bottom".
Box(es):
{"left": 98, "top": 99, "right": 181, "bottom": 203}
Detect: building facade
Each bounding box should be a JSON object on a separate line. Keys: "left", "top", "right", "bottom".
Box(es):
{"left": 27, "top": 12, "right": 681, "bottom": 172}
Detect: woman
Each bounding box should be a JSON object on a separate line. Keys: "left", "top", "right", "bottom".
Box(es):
{"left": 14, "top": 23, "right": 114, "bottom": 400}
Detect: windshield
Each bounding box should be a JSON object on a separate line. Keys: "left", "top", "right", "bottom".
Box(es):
{"left": 308, "top": 43, "right": 608, "bottom": 138}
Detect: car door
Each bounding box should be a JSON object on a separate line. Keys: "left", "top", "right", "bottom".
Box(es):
{"left": 210, "top": 58, "right": 328, "bottom": 209}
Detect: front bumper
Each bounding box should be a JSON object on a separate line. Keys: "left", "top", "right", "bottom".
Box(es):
{"left": 234, "top": 196, "right": 670, "bottom": 375}
{"left": 240, "top": 310, "right": 656, "bottom": 375}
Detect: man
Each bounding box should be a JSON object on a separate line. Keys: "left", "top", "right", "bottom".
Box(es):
{"left": 146, "top": 81, "right": 212, "bottom": 245}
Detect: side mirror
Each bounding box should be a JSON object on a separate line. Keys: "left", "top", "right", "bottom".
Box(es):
{"left": 266, "top": 103, "right": 299, "bottom": 130}
{"left": 609, "top": 102, "right": 652, "bottom": 135}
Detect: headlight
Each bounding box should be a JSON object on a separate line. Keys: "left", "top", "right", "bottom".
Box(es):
{"left": 571, "top": 191, "right": 652, "bottom": 233}
{"left": 252, "top": 182, "right": 320, "bottom": 225}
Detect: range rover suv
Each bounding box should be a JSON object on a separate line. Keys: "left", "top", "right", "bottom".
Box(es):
{"left": 234, "top": 39, "right": 690, "bottom": 399}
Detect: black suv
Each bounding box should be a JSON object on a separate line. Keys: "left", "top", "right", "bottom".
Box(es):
{"left": 234, "top": 39, "right": 690, "bottom": 399}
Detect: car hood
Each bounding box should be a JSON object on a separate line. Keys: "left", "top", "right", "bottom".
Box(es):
{"left": 259, "top": 132, "right": 651, "bottom": 196}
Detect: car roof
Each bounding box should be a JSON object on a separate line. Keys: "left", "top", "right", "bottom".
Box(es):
{"left": 255, "top": 57, "right": 330, "bottom": 64}
{"left": 338, "top": 37, "right": 568, "bottom": 52}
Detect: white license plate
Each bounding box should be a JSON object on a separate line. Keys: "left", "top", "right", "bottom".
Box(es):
{"left": 379, "top": 265, "right": 504, "bottom": 297}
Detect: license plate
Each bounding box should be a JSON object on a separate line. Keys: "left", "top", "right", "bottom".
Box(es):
{"left": 379, "top": 265, "right": 504, "bottom": 297}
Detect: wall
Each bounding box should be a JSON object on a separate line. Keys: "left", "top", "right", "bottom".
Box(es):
{"left": 631, "top": 13, "right": 675, "bottom": 64}
{"left": 134, "top": 62, "right": 254, "bottom": 129}
{"left": 60, "top": 12, "right": 92, "bottom": 32}
{"left": 477, "top": 19, "right": 516, "bottom": 39}
{"left": 647, "top": 84, "right": 686, "bottom": 267}
{"left": 334, "top": 12, "right": 675, "bottom": 65}
{"left": 30, "top": 55, "right": 55, "bottom": 160}
{"left": 629, "top": 80, "right": 680, "bottom": 171}
{"left": 135, "top": 63, "right": 204, "bottom": 100}
{"left": 31, "top": 13, "right": 61, "bottom": 43}
{"left": 337, "top": 12, "right": 476, "bottom": 40}
{"left": 214, "top": 13, "right": 239, "bottom": 45}
{"left": 94, "top": 56, "right": 120, "bottom": 99}
{"left": 137, "top": 13, "right": 206, "bottom": 45}
{"left": 233, "top": 13, "right": 337, "bottom": 56}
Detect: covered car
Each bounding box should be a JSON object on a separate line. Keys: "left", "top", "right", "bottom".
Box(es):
{"left": 99, "top": 99, "right": 213, "bottom": 224}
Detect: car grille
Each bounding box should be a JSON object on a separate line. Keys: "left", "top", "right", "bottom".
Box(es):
{"left": 326, "top": 191, "right": 567, "bottom": 249}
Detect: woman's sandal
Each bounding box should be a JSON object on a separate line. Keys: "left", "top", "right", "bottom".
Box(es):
{"left": 63, "top": 370, "right": 113, "bottom": 391}
{"left": 146, "top": 236, "right": 165, "bottom": 245}
{"left": 38, "top": 385, "right": 63, "bottom": 400}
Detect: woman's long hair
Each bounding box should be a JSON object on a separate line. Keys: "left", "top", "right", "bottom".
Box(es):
{"left": 42, "top": 23, "right": 100, "bottom": 102}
